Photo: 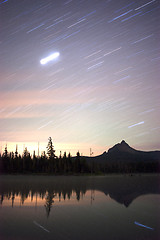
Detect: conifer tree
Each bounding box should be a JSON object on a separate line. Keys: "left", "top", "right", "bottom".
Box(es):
{"left": 2, "top": 145, "right": 9, "bottom": 172}
{"left": 46, "top": 137, "right": 56, "bottom": 173}
{"left": 15, "top": 145, "right": 18, "bottom": 159}
{"left": 46, "top": 137, "right": 55, "bottom": 159}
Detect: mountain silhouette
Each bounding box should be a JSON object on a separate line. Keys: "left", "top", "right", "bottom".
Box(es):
{"left": 1, "top": 140, "right": 159, "bottom": 174}
{"left": 85, "top": 140, "right": 160, "bottom": 164}
{"left": 108, "top": 140, "right": 137, "bottom": 154}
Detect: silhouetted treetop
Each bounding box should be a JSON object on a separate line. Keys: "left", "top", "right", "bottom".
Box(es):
{"left": 46, "top": 137, "right": 56, "bottom": 159}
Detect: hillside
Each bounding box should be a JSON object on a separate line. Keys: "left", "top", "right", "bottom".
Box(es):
{"left": 84, "top": 141, "right": 160, "bottom": 172}
{"left": 85, "top": 140, "right": 160, "bottom": 162}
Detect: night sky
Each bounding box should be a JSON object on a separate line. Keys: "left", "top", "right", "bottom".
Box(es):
{"left": 0, "top": 0, "right": 160, "bottom": 156}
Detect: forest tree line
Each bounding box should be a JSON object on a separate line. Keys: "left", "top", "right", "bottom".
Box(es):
{"left": 0, "top": 137, "right": 159, "bottom": 174}
{"left": 0, "top": 137, "right": 89, "bottom": 174}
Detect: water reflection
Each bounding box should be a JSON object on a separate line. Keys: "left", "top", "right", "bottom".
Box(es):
{"left": 0, "top": 175, "right": 160, "bottom": 240}
{"left": 44, "top": 191, "right": 55, "bottom": 218}
{"left": 0, "top": 175, "right": 160, "bottom": 217}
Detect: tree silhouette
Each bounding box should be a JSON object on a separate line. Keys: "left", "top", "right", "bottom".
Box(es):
{"left": 2, "top": 145, "right": 9, "bottom": 172}
{"left": 15, "top": 145, "right": 18, "bottom": 159}
{"left": 46, "top": 137, "right": 55, "bottom": 159}
{"left": 23, "top": 147, "right": 31, "bottom": 172}
{"left": 74, "top": 151, "right": 81, "bottom": 173}
{"left": 67, "top": 152, "right": 72, "bottom": 172}
{"left": 63, "top": 151, "right": 67, "bottom": 173}
{"left": 0, "top": 138, "right": 159, "bottom": 174}
{"left": 46, "top": 137, "right": 56, "bottom": 173}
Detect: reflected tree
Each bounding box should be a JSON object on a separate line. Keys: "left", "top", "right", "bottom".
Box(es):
{"left": 11, "top": 193, "right": 15, "bottom": 208}
{"left": 44, "top": 191, "right": 55, "bottom": 218}
{"left": 0, "top": 194, "right": 4, "bottom": 205}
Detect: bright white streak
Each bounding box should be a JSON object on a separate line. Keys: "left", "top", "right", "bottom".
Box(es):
{"left": 67, "top": 18, "right": 86, "bottom": 28}
{"left": 132, "top": 34, "right": 153, "bottom": 44}
{"left": 87, "top": 61, "right": 104, "bottom": 70}
{"left": 104, "top": 47, "right": 122, "bottom": 56}
{"left": 40, "top": 52, "right": 60, "bottom": 65}
{"left": 128, "top": 121, "right": 144, "bottom": 128}
{"left": 135, "top": 0, "right": 156, "bottom": 10}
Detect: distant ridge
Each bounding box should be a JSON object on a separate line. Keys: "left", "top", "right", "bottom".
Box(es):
{"left": 84, "top": 140, "right": 160, "bottom": 170}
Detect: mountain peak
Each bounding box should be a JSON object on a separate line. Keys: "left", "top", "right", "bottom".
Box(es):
{"left": 121, "top": 140, "right": 127, "bottom": 144}
{"left": 108, "top": 140, "right": 135, "bottom": 154}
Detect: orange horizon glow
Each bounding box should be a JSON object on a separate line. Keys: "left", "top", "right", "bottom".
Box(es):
{"left": 1, "top": 140, "right": 159, "bottom": 158}
{"left": 0, "top": 141, "right": 107, "bottom": 157}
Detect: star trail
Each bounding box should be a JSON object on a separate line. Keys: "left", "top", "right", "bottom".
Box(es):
{"left": 0, "top": 0, "right": 159, "bottom": 155}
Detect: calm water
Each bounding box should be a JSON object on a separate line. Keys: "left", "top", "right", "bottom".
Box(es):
{"left": 0, "top": 175, "right": 160, "bottom": 240}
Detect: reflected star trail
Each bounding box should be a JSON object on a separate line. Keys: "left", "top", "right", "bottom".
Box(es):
{"left": 0, "top": 0, "right": 159, "bottom": 155}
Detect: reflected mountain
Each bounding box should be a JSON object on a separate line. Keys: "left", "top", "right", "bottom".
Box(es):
{"left": 0, "top": 175, "right": 159, "bottom": 216}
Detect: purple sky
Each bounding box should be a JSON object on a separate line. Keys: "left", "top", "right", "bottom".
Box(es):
{"left": 0, "top": 0, "right": 160, "bottom": 156}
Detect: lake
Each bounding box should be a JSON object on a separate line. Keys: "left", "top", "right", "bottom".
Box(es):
{"left": 0, "top": 175, "right": 160, "bottom": 240}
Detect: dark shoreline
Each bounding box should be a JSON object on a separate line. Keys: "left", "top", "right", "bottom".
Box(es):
{"left": 1, "top": 172, "right": 160, "bottom": 177}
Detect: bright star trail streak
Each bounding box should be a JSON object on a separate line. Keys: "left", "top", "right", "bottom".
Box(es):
{"left": 108, "top": 10, "right": 133, "bottom": 23}
{"left": 134, "top": 221, "right": 154, "bottom": 230}
{"left": 40, "top": 52, "right": 60, "bottom": 65}
{"left": 135, "top": 0, "right": 156, "bottom": 11}
{"left": 128, "top": 121, "right": 144, "bottom": 129}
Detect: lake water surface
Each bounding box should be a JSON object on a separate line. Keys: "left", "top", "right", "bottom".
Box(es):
{"left": 0, "top": 175, "right": 160, "bottom": 240}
